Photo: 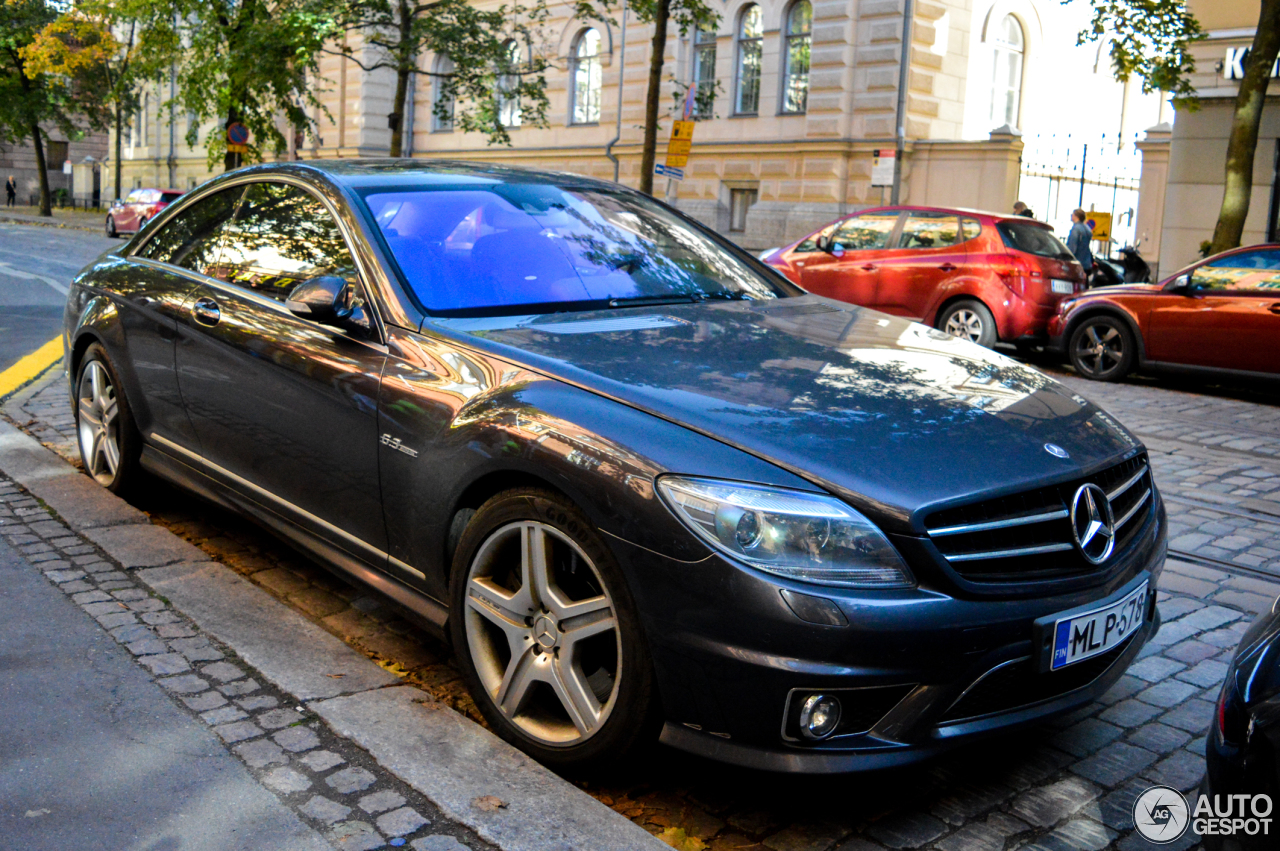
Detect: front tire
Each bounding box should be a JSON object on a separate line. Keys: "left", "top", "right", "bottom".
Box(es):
{"left": 1068, "top": 315, "right": 1135, "bottom": 382}
{"left": 105, "top": 215, "right": 117, "bottom": 238}
{"left": 75, "top": 343, "right": 143, "bottom": 493}
{"left": 449, "top": 488, "right": 658, "bottom": 772}
{"left": 938, "top": 299, "right": 998, "bottom": 347}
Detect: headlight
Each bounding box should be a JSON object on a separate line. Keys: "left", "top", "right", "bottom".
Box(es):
{"left": 656, "top": 476, "right": 914, "bottom": 588}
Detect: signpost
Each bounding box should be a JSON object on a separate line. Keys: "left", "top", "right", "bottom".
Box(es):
{"left": 871, "top": 149, "right": 895, "bottom": 187}
{"left": 226, "top": 122, "right": 249, "bottom": 167}
{"left": 656, "top": 119, "right": 695, "bottom": 183}
{"left": 1085, "top": 211, "right": 1112, "bottom": 242}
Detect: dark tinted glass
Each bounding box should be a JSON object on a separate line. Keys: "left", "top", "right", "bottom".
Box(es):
{"left": 214, "top": 182, "right": 359, "bottom": 302}
{"left": 996, "top": 221, "right": 1073, "bottom": 260}
{"left": 135, "top": 185, "right": 244, "bottom": 275}
{"left": 362, "top": 183, "right": 796, "bottom": 313}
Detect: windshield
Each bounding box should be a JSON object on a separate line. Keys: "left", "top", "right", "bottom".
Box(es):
{"left": 996, "top": 221, "right": 1074, "bottom": 261}
{"left": 160, "top": 192, "right": 183, "bottom": 204}
{"left": 360, "top": 183, "right": 798, "bottom": 314}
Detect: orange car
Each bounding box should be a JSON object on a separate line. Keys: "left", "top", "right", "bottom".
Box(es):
{"left": 1048, "top": 244, "right": 1280, "bottom": 381}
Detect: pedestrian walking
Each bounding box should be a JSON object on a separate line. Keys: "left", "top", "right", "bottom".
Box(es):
{"left": 1066, "top": 208, "right": 1094, "bottom": 271}
{"left": 5, "top": 176, "right": 15, "bottom": 207}
{"left": 1012, "top": 200, "right": 1035, "bottom": 218}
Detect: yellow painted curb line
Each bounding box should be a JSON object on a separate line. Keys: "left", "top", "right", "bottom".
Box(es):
{"left": 0, "top": 336, "right": 63, "bottom": 400}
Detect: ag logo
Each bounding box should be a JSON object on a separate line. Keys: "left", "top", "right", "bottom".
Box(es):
{"left": 1133, "top": 785, "right": 1190, "bottom": 843}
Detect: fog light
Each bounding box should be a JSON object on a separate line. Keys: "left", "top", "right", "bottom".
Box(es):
{"left": 799, "top": 694, "right": 841, "bottom": 740}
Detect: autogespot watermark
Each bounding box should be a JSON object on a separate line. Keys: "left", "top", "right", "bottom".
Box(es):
{"left": 1133, "top": 785, "right": 1274, "bottom": 843}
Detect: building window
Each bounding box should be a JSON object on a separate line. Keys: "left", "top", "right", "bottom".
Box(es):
{"left": 729, "top": 188, "right": 758, "bottom": 232}
{"left": 498, "top": 40, "right": 522, "bottom": 128}
{"left": 692, "top": 25, "right": 716, "bottom": 119}
{"left": 782, "top": 1, "right": 812, "bottom": 114}
{"left": 989, "top": 15, "right": 1023, "bottom": 128}
{"left": 735, "top": 5, "right": 763, "bottom": 115}
{"left": 46, "top": 140, "right": 68, "bottom": 170}
{"left": 433, "top": 55, "right": 455, "bottom": 131}
{"left": 571, "top": 29, "right": 602, "bottom": 124}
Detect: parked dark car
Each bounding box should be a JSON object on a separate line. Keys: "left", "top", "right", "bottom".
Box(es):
{"left": 762, "top": 206, "right": 1086, "bottom": 348}
{"left": 65, "top": 161, "right": 1166, "bottom": 773}
{"left": 1203, "top": 598, "right": 1280, "bottom": 851}
{"left": 1048, "top": 244, "right": 1280, "bottom": 381}
{"left": 105, "top": 187, "right": 184, "bottom": 238}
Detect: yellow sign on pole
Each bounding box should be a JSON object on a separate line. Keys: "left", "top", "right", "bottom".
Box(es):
{"left": 1085, "top": 211, "right": 1112, "bottom": 241}
{"left": 663, "top": 120, "right": 696, "bottom": 172}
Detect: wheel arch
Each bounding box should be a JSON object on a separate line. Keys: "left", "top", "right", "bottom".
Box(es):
{"left": 442, "top": 469, "right": 574, "bottom": 580}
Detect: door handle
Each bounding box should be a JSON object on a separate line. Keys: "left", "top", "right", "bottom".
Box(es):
{"left": 938, "top": 263, "right": 957, "bottom": 271}
{"left": 1269, "top": 303, "right": 1280, "bottom": 315}
{"left": 861, "top": 264, "right": 878, "bottom": 271}
{"left": 192, "top": 297, "right": 221, "bottom": 327}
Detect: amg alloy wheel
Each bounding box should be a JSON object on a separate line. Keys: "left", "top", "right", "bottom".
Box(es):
{"left": 75, "top": 344, "right": 141, "bottom": 492}
{"left": 451, "top": 489, "right": 656, "bottom": 769}
{"left": 1069, "top": 316, "right": 1134, "bottom": 382}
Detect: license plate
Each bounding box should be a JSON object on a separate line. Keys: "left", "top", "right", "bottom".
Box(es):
{"left": 1050, "top": 581, "right": 1148, "bottom": 670}
{"left": 1051, "top": 279, "right": 1075, "bottom": 294}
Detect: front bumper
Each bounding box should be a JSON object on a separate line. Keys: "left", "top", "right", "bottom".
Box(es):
{"left": 612, "top": 493, "right": 1167, "bottom": 773}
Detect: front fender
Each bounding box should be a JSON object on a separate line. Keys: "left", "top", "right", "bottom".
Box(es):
{"left": 1062, "top": 305, "right": 1148, "bottom": 367}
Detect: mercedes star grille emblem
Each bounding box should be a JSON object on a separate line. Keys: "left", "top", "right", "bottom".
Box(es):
{"left": 1044, "top": 443, "right": 1070, "bottom": 459}
{"left": 1070, "top": 483, "right": 1116, "bottom": 564}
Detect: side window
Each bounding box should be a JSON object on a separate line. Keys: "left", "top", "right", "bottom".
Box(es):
{"left": 898, "top": 213, "right": 961, "bottom": 250}
{"left": 961, "top": 218, "right": 982, "bottom": 242}
{"left": 215, "top": 182, "right": 359, "bottom": 302}
{"left": 794, "top": 221, "right": 839, "bottom": 253}
{"left": 832, "top": 212, "right": 899, "bottom": 251}
{"left": 1192, "top": 250, "right": 1280, "bottom": 294}
{"left": 134, "top": 186, "right": 244, "bottom": 275}
{"left": 125, "top": 190, "right": 143, "bottom": 204}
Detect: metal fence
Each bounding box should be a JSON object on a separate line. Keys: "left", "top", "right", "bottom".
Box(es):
{"left": 1018, "top": 132, "right": 1143, "bottom": 252}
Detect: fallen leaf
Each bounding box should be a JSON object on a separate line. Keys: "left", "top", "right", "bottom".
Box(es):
{"left": 25, "top": 809, "right": 50, "bottom": 818}
{"left": 473, "top": 795, "right": 508, "bottom": 812}
{"left": 656, "top": 827, "right": 707, "bottom": 851}
{"left": 325, "top": 673, "right": 346, "bottom": 678}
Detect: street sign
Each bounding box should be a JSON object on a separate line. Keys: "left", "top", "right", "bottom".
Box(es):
{"left": 871, "top": 149, "right": 894, "bottom": 186}
{"left": 1086, "top": 211, "right": 1112, "bottom": 241}
{"left": 664, "top": 120, "right": 695, "bottom": 170}
{"left": 654, "top": 164, "right": 685, "bottom": 181}
{"left": 226, "top": 123, "right": 249, "bottom": 146}
{"left": 226, "top": 144, "right": 248, "bottom": 154}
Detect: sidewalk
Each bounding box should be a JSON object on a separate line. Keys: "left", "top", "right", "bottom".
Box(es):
{"left": 0, "top": 535, "right": 331, "bottom": 850}
{"left": 0, "top": 206, "right": 104, "bottom": 232}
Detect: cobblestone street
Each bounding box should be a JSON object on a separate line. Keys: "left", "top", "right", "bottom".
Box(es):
{"left": 6, "top": 356, "right": 1280, "bottom": 851}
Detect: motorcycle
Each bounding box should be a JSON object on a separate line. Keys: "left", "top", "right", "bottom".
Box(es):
{"left": 1087, "top": 243, "right": 1150, "bottom": 288}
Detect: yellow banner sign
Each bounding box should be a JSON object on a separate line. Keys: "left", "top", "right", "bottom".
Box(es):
{"left": 665, "top": 120, "right": 696, "bottom": 169}
{"left": 1085, "top": 211, "right": 1112, "bottom": 241}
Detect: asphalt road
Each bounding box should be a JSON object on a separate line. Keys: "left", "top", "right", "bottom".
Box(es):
{"left": 0, "top": 535, "right": 329, "bottom": 850}
{"left": 0, "top": 224, "right": 115, "bottom": 373}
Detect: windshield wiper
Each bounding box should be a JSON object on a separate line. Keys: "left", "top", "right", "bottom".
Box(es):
{"left": 606, "top": 294, "right": 704, "bottom": 308}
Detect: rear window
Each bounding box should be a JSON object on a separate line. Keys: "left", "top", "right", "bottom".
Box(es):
{"left": 996, "top": 221, "right": 1074, "bottom": 260}
{"left": 160, "top": 192, "right": 183, "bottom": 204}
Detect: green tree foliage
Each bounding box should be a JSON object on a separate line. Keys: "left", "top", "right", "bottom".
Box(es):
{"left": 329, "top": 0, "right": 553, "bottom": 155}
{"left": 22, "top": 0, "right": 173, "bottom": 200}
{"left": 0, "top": 0, "right": 99, "bottom": 215}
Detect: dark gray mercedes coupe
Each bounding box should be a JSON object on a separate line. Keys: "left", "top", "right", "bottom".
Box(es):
{"left": 64, "top": 161, "right": 1167, "bottom": 773}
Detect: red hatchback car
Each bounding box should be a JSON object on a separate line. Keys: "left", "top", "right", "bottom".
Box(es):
{"left": 764, "top": 206, "right": 1086, "bottom": 347}
{"left": 105, "top": 188, "right": 184, "bottom": 238}
{"left": 1048, "top": 244, "right": 1280, "bottom": 381}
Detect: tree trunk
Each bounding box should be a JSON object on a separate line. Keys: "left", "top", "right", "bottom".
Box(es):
{"left": 389, "top": 66, "right": 410, "bottom": 157}
{"left": 113, "top": 105, "right": 124, "bottom": 202}
{"left": 31, "top": 123, "right": 51, "bottom": 217}
{"left": 638, "top": 0, "right": 671, "bottom": 196}
{"left": 1209, "top": 0, "right": 1280, "bottom": 254}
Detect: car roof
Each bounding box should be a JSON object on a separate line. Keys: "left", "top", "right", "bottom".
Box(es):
{"left": 843, "top": 204, "right": 1053, "bottom": 226}
{"left": 240, "top": 159, "right": 621, "bottom": 192}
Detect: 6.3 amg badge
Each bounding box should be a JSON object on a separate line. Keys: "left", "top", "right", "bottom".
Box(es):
{"left": 380, "top": 433, "right": 419, "bottom": 458}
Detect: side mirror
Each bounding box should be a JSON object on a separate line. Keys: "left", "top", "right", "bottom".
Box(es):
{"left": 286, "top": 276, "right": 354, "bottom": 326}
{"left": 815, "top": 234, "right": 832, "bottom": 253}
{"left": 1162, "top": 274, "right": 1190, "bottom": 294}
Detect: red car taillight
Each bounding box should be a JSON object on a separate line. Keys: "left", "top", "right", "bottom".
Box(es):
{"left": 991, "top": 254, "right": 1044, "bottom": 294}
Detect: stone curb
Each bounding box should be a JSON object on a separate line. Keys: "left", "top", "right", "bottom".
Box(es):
{"left": 0, "top": 417, "right": 663, "bottom": 851}
{"left": 0, "top": 211, "right": 102, "bottom": 232}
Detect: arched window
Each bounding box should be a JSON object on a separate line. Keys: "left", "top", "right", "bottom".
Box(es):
{"left": 571, "top": 29, "right": 602, "bottom": 124}
{"left": 692, "top": 25, "right": 716, "bottom": 119}
{"left": 782, "top": 1, "right": 812, "bottom": 113}
{"left": 433, "top": 55, "right": 455, "bottom": 132}
{"left": 735, "top": 5, "right": 763, "bottom": 115}
{"left": 498, "top": 40, "right": 522, "bottom": 128}
{"left": 989, "top": 15, "right": 1024, "bottom": 128}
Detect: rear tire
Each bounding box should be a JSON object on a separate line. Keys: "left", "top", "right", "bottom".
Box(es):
{"left": 75, "top": 343, "right": 143, "bottom": 493}
{"left": 1068, "top": 315, "right": 1135, "bottom": 382}
{"left": 105, "top": 215, "right": 117, "bottom": 238}
{"left": 937, "top": 299, "right": 998, "bottom": 348}
{"left": 449, "top": 488, "right": 659, "bottom": 773}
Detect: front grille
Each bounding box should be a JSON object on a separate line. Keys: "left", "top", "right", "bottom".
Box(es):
{"left": 941, "top": 642, "right": 1129, "bottom": 722}
{"left": 924, "top": 455, "right": 1153, "bottom": 582}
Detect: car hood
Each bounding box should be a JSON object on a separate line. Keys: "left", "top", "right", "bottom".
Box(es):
{"left": 430, "top": 297, "right": 1142, "bottom": 531}
{"left": 1079, "top": 284, "right": 1161, "bottom": 298}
